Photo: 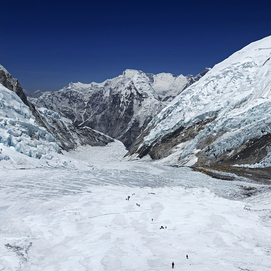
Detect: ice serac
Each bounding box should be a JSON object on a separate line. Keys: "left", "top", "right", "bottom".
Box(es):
{"left": 31, "top": 68, "right": 208, "bottom": 149}
{"left": 0, "top": 82, "right": 60, "bottom": 160}
{"left": 0, "top": 65, "right": 113, "bottom": 154}
{"left": 128, "top": 36, "right": 271, "bottom": 168}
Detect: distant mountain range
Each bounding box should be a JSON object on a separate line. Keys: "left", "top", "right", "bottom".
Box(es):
{"left": 30, "top": 68, "right": 209, "bottom": 148}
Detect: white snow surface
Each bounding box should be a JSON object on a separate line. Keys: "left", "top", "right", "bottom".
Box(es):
{"left": 151, "top": 72, "right": 188, "bottom": 98}
{"left": 139, "top": 36, "right": 271, "bottom": 166}
{"left": 0, "top": 84, "right": 60, "bottom": 160}
{"left": 1, "top": 141, "right": 271, "bottom": 270}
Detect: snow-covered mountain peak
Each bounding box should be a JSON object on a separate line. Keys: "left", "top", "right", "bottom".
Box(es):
{"left": 122, "top": 69, "right": 141, "bottom": 79}
{"left": 151, "top": 72, "right": 179, "bottom": 94}
{"left": 128, "top": 35, "right": 271, "bottom": 168}
{"left": 61, "top": 81, "right": 93, "bottom": 93}
{"left": 127, "top": 71, "right": 159, "bottom": 98}
{"left": 153, "top": 72, "right": 175, "bottom": 83}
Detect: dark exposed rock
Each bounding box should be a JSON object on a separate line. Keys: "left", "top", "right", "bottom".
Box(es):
{"left": 193, "top": 165, "right": 271, "bottom": 185}
{"left": 226, "top": 134, "right": 271, "bottom": 165}
{"left": 5, "top": 242, "right": 32, "bottom": 262}
{"left": 129, "top": 116, "right": 216, "bottom": 160}
{"left": 126, "top": 122, "right": 157, "bottom": 158}
{"left": 194, "top": 133, "right": 271, "bottom": 168}
{"left": 40, "top": 111, "right": 113, "bottom": 151}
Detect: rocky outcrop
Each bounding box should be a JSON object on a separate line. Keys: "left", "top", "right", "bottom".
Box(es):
{"left": 130, "top": 116, "right": 216, "bottom": 160}
{"left": 38, "top": 108, "right": 113, "bottom": 151}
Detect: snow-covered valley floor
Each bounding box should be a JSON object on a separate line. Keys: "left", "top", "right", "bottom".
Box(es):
{"left": 1, "top": 141, "right": 271, "bottom": 271}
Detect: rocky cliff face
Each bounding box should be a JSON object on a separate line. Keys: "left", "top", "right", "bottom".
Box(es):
{"left": 128, "top": 36, "right": 271, "bottom": 169}
{"left": 31, "top": 68, "right": 209, "bottom": 149}
{"left": 0, "top": 65, "right": 113, "bottom": 152}
{"left": 37, "top": 108, "right": 113, "bottom": 151}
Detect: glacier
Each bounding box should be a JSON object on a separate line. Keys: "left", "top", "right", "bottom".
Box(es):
{"left": 0, "top": 83, "right": 60, "bottom": 160}
{"left": 129, "top": 36, "right": 271, "bottom": 168}
{"left": 1, "top": 141, "right": 271, "bottom": 270}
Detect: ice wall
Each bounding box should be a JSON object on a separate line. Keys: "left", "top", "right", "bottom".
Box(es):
{"left": 0, "top": 84, "right": 60, "bottom": 159}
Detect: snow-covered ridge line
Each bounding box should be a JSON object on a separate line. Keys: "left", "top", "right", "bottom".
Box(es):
{"left": 128, "top": 35, "right": 271, "bottom": 168}
{"left": 31, "top": 68, "right": 209, "bottom": 148}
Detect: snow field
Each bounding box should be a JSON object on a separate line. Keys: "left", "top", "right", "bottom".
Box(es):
{"left": 1, "top": 142, "right": 271, "bottom": 270}
{"left": 1, "top": 183, "right": 271, "bottom": 270}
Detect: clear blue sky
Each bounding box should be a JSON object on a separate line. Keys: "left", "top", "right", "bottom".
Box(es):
{"left": 1, "top": 0, "right": 271, "bottom": 92}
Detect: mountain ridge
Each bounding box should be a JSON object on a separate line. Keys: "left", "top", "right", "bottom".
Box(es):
{"left": 31, "top": 68, "right": 209, "bottom": 148}
{"left": 127, "top": 35, "right": 271, "bottom": 169}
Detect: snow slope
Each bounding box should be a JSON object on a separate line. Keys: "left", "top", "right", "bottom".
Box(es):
{"left": 0, "top": 141, "right": 271, "bottom": 270}
{"left": 129, "top": 36, "right": 271, "bottom": 167}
